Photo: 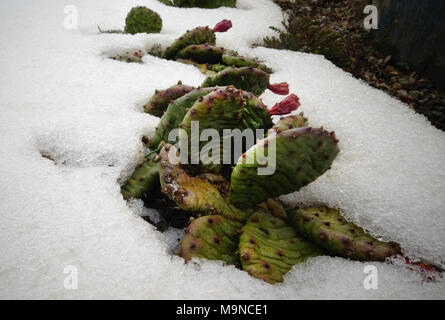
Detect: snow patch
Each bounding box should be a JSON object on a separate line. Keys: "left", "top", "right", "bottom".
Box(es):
{"left": 0, "top": 0, "right": 444, "bottom": 299}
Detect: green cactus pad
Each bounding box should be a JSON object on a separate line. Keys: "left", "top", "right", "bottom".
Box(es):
{"left": 124, "top": 6, "right": 162, "bottom": 35}
{"left": 163, "top": 26, "right": 216, "bottom": 60}
{"left": 180, "top": 215, "right": 242, "bottom": 265}
{"left": 143, "top": 81, "right": 195, "bottom": 117}
{"left": 148, "top": 43, "right": 163, "bottom": 57}
{"left": 229, "top": 127, "right": 340, "bottom": 208}
{"left": 175, "top": 59, "right": 215, "bottom": 76}
{"left": 121, "top": 154, "right": 161, "bottom": 200}
{"left": 159, "top": 0, "right": 236, "bottom": 8}
{"left": 222, "top": 50, "right": 272, "bottom": 73}
{"left": 177, "top": 44, "right": 225, "bottom": 64}
{"left": 201, "top": 67, "right": 270, "bottom": 96}
{"left": 179, "top": 87, "right": 273, "bottom": 170}
{"left": 239, "top": 212, "right": 324, "bottom": 284}
{"left": 268, "top": 113, "right": 309, "bottom": 135}
{"left": 287, "top": 206, "right": 402, "bottom": 261}
{"left": 158, "top": 145, "right": 252, "bottom": 222}
{"left": 110, "top": 51, "right": 144, "bottom": 64}
{"left": 149, "top": 87, "right": 216, "bottom": 149}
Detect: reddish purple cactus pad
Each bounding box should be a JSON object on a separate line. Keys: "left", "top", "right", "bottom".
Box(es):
{"left": 213, "top": 19, "right": 232, "bottom": 33}
{"left": 268, "top": 94, "right": 301, "bottom": 115}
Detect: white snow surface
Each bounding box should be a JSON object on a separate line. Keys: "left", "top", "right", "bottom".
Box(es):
{"left": 1, "top": 0, "right": 444, "bottom": 299}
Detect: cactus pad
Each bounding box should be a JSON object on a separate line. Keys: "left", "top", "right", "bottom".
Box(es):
{"left": 121, "top": 154, "right": 161, "bottom": 200}
{"left": 287, "top": 206, "right": 402, "bottom": 262}
{"left": 229, "top": 127, "right": 340, "bottom": 208}
{"left": 222, "top": 50, "right": 272, "bottom": 73}
{"left": 177, "top": 44, "right": 225, "bottom": 64}
{"left": 239, "top": 212, "right": 324, "bottom": 284}
{"left": 158, "top": 145, "right": 252, "bottom": 222}
{"left": 268, "top": 113, "right": 308, "bottom": 135}
{"left": 268, "top": 94, "right": 300, "bottom": 116}
{"left": 124, "top": 7, "right": 162, "bottom": 35}
{"left": 201, "top": 67, "right": 270, "bottom": 96}
{"left": 179, "top": 87, "right": 273, "bottom": 169}
{"left": 110, "top": 51, "right": 144, "bottom": 63}
{"left": 148, "top": 43, "right": 163, "bottom": 57}
{"left": 149, "top": 87, "right": 216, "bottom": 149}
{"left": 180, "top": 215, "right": 242, "bottom": 265}
{"left": 211, "top": 63, "right": 229, "bottom": 72}
{"left": 144, "top": 81, "right": 195, "bottom": 117}
{"left": 163, "top": 26, "right": 216, "bottom": 60}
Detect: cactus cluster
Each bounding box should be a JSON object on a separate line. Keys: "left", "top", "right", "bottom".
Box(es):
{"left": 113, "top": 15, "right": 434, "bottom": 284}
{"left": 106, "top": 19, "right": 289, "bottom": 96}
{"left": 119, "top": 73, "right": 412, "bottom": 283}
{"left": 140, "top": 20, "right": 292, "bottom": 96}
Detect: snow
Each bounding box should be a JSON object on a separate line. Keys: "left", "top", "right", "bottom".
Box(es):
{"left": 0, "top": 0, "right": 444, "bottom": 299}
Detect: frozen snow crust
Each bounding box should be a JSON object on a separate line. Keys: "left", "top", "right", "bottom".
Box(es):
{"left": 0, "top": 0, "right": 444, "bottom": 299}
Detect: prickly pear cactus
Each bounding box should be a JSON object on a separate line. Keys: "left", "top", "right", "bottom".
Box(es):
{"left": 177, "top": 44, "right": 225, "bottom": 64}
{"left": 158, "top": 145, "right": 252, "bottom": 222}
{"left": 163, "top": 26, "right": 216, "bottom": 60}
{"left": 222, "top": 50, "right": 272, "bottom": 73}
{"left": 201, "top": 67, "right": 270, "bottom": 96}
{"left": 239, "top": 212, "right": 324, "bottom": 284}
{"left": 124, "top": 6, "right": 162, "bottom": 35}
{"left": 229, "top": 127, "right": 340, "bottom": 208}
{"left": 121, "top": 154, "right": 161, "bottom": 200}
{"left": 148, "top": 87, "right": 216, "bottom": 149}
{"left": 180, "top": 215, "right": 242, "bottom": 265}
{"left": 144, "top": 81, "right": 195, "bottom": 117}
{"left": 287, "top": 206, "right": 402, "bottom": 261}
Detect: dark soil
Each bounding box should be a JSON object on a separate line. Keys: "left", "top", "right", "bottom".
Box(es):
{"left": 264, "top": 0, "right": 445, "bottom": 131}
